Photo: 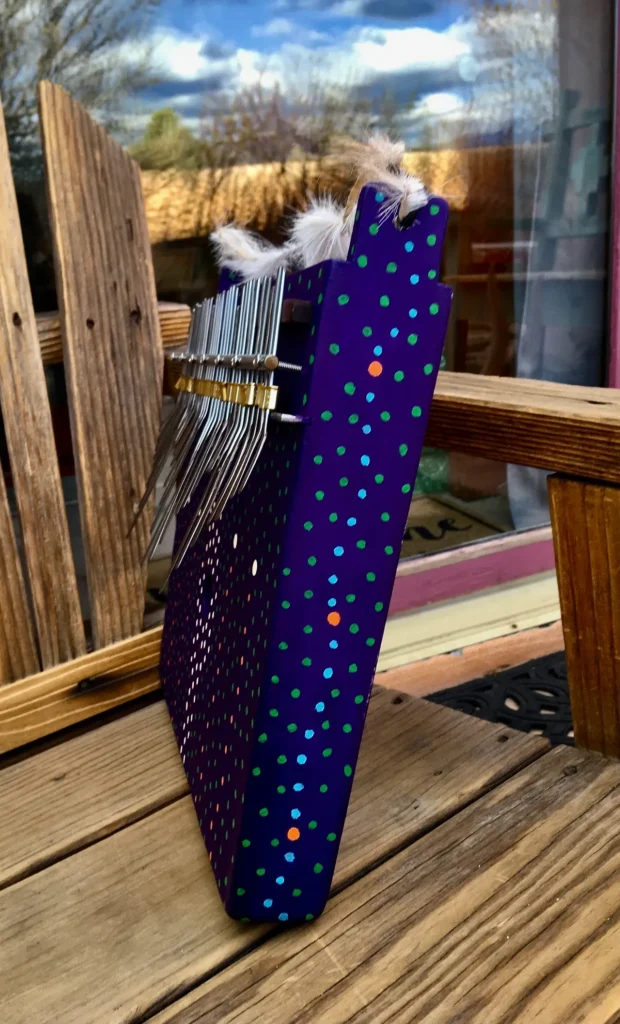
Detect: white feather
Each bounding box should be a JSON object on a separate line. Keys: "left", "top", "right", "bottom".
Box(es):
{"left": 211, "top": 225, "right": 295, "bottom": 281}
{"left": 289, "top": 196, "right": 349, "bottom": 268}
{"left": 342, "top": 133, "right": 428, "bottom": 223}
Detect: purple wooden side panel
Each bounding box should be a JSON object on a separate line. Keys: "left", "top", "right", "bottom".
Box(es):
{"left": 160, "top": 186, "right": 452, "bottom": 923}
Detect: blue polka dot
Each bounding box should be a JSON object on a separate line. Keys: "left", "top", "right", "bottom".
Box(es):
{"left": 358, "top": 489, "right": 367, "bottom": 499}
{"left": 361, "top": 455, "right": 370, "bottom": 466}
{"left": 276, "top": 876, "right": 285, "bottom": 885}
{"left": 375, "top": 191, "right": 385, "bottom": 201}
{"left": 334, "top": 546, "right": 344, "bottom": 556}
{"left": 264, "top": 899, "right": 273, "bottom": 908}
{"left": 390, "top": 327, "right": 399, "bottom": 338}
{"left": 409, "top": 308, "right": 418, "bottom": 318}
{"left": 315, "top": 702, "right": 325, "bottom": 712}
{"left": 304, "top": 729, "right": 314, "bottom": 739}
{"left": 330, "top": 640, "right": 339, "bottom": 649}
{"left": 285, "top": 852, "right": 295, "bottom": 862}
{"left": 362, "top": 424, "right": 372, "bottom": 435}
{"left": 410, "top": 274, "right": 419, "bottom": 284}
{"left": 405, "top": 241, "right": 414, "bottom": 252}
{"left": 329, "top": 574, "right": 338, "bottom": 584}
{"left": 293, "top": 783, "right": 304, "bottom": 792}
{"left": 328, "top": 597, "right": 337, "bottom": 607}
{"left": 366, "top": 392, "right": 375, "bottom": 403}
{"left": 291, "top": 808, "right": 301, "bottom": 819}
{"left": 347, "top": 516, "right": 357, "bottom": 526}
{"left": 323, "top": 667, "right": 334, "bottom": 679}
{"left": 297, "top": 754, "right": 307, "bottom": 764}
{"left": 373, "top": 345, "right": 383, "bottom": 356}
{"left": 279, "top": 913, "right": 289, "bottom": 922}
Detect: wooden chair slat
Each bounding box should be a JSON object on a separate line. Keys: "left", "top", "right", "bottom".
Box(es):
{"left": 39, "top": 82, "right": 164, "bottom": 648}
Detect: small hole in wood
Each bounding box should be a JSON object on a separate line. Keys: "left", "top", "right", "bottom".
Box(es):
{"left": 563, "top": 765, "right": 578, "bottom": 776}
{"left": 497, "top": 734, "right": 510, "bottom": 743}
{"left": 434, "top": 769, "right": 443, "bottom": 776}
{"left": 12, "top": 312, "right": 22, "bottom": 327}
{"left": 392, "top": 696, "right": 404, "bottom": 705}
{"left": 130, "top": 307, "right": 142, "bottom": 325}
{"left": 86, "top": 318, "right": 95, "bottom": 330}
{"left": 126, "top": 218, "right": 134, "bottom": 242}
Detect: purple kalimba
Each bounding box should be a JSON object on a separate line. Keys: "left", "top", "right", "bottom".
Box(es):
{"left": 159, "top": 185, "right": 451, "bottom": 922}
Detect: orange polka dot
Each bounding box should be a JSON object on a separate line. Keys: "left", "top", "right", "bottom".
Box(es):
{"left": 368, "top": 360, "right": 383, "bottom": 377}
{"left": 287, "top": 827, "right": 301, "bottom": 841}
{"left": 327, "top": 611, "right": 341, "bottom": 626}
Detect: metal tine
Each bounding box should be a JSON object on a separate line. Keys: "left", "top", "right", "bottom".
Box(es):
{"left": 145, "top": 292, "right": 227, "bottom": 557}
{"left": 128, "top": 301, "right": 209, "bottom": 535}
{"left": 171, "top": 268, "right": 286, "bottom": 570}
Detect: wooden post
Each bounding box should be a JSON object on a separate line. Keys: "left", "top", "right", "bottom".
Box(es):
{"left": 548, "top": 475, "right": 620, "bottom": 756}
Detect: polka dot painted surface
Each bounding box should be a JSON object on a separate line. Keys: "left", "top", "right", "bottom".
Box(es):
{"left": 160, "top": 186, "right": 451, "bottom": 925}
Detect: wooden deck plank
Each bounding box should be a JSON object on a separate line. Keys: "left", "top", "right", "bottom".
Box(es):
{"left": 0, "top": 691, "right": 547, "bottom": 1024}
{"left": 154, "top": 746, "right": 620, "bottom": 1024}
{"left": 39, "top": 82, "right": 163, "bottom": 649}
{"left": 0, "top": 99, "right": 85, "bottom": 669}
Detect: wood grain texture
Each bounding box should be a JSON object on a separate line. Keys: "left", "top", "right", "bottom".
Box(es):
{"left": 0, "top": 700, "right": 185, "bottom": 890}
{"left": 0, "top": 626, "right": 161, "bottom": 754}
{"left": 0, "top": 484, "right": 39, "bottom": 683}
{"left": 39, "top": 82, "right": 164, "bottom": 649}
{"left": 549, "top": 475, "right": 620, "bottom": 756}
{"left": 153, "top": 746, "right": 620, "bottom": 1024}
{"left": 0, "top": 100, "right": 85, "bottom": 668}
{"left": 36, "top": 302, "right": 191, "bottom": 366}
{"left": 427, "top": 371, "right": 620, "bottom": 483}
{"left": 0, "top": 690, "right": 547, "bottom": 1024}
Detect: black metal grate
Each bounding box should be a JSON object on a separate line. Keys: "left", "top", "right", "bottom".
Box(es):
{"left": 427, "top": 652, "right": 573, "bottom": 746}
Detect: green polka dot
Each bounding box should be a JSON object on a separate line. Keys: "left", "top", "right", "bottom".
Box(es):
{"left": 302, "top": 658, "right": 312, "bottom": 667}
{"left": 356, "top": 540, "right": 366, "bottom": 550}
{"left": 321, "top": 720, "right": 330, "bottom": 730}
{"left": 362, "top": 326, "right": 372, "bottom": 337}
{"left": 282, "top": 600, "right": 290, "bottom": 609}
{"left": 354, "top": 694, "right": 364, "bottom": 704}
{"left": 357, "top": 255, "right": 368, "bottom": 268}
{"left": 277, "top": 785, "right": 285, "bottom": 793}
{"left": 305, "top": 913, "right": 314, "bottom": 921}
{"left": 380, "top": 411, "right": 390, "bottom": 422}
{"left": 320, "top": 784, "right": 328, "bottom": 793}
{"left": 283, "top": 567, "right": 291, "bottom": 576}
{"left": 343, "top": 724, "right": 352, "bottom": 734}
{"left": 346, "top": 594, "right": 356, "bottom": 603}
{"left": 269, "top": 708, "right": 279, "bottom": 718}
{"left": 427, "top": 233, "right": 437, "bottom": 246}
{"left": 242, "top": 839, "right": 251, "bottom": 848}
{"left": 394, "top": 370, "right": 405, "bottom": 382}
{"left": 308, "top": 820, "right": 318, "bottom": 830}
{"left": 271, "top": 674, "right": 279, "bottom": 683}
{"left": 314, "top": 862, "right": 324, "bottom": 873}
{"left": 287, "top": 723, "right": 297, "bottom": 732}
{"left": 329, "top": 343, "right": 340, "bottom": 355}
{"left": 367, "top": 572, "right": 376, "bottom": 581}
{"left": 259, "top": 807, "right": 268, "bottom": 817}
{"left": 402, "top": 483, "right": 412, "bottom": 494}
{"left": 331, "top": 688, "right": 340, "bottom": 698}
{"left": 304, "top": 590, "right": 313, "bottom": 599}
{"left": 430, "top": 303, "right": 439, "bottom": 315}
{"left": 399, "top": 444, "right": 408, "bottom": 456}
{"left": 349, "top": 623, "right": 360, "bottom": 634}
{"left": 277, "top": 754, "right": 287, "bottom": 764}
{"left": 292, "top": 687, "right": 301, "bottom": 697}
{"left": 303, "top": 624, "right": 313, "bottom": 634}
{"left": 315, "top": 491, "right": 325, "bottom": 501}
{"left": 428, "top": 269, "right": 437, "bottom": 279}
{"left": 375, "top": 601, "right": 384, "bottom": 611}
{"left": 318, "top": 293, "right": 324, "bottom": 304}
{"left": 412, "top": 405, "right": 422, "bottom": 418}
{"left": 237, "top": 887, "right": 245, "bottom": 896}
{"left": 338, "top": 294, "right": 350, "bottom": 306}
{"left": 337, "top": 445, "right": 346, "bottom": 455}
{"left": 258, "top": 733, "right": 267, "bottom": 743}
{"left": 314, "top": 455, "right": 323, "bottom": 465}
{"left": 322, "top": 748, "right": 332, "bottom": 757}
{"left": 293, "top": 888, "right": 302, "bottom": 897}
{"left": 407, "top": 333, "right": 418, "bottom": 345}
{"left": 424, "top": 364, "right": 433, "bottom": 375}
{"left": 386, "top": 261, "right": 397, "bottom": 273}
{"left": 381, "top": 512, "right": 390, "bottom": 522}
{"left": 369, "top": 223, "right": 379, "bottom": 235}
{"left": 348, "top": 414, "right": 359, "bottom": 425}
{"left": 321, "top": 411, "right": 332, "bottom": 421}
{"left": 308, "top": 556, "right": 317, "bottom": 566}
{"left": 385, "top": 545, "right": 394, "bottom": 555}
{"left": 303, "top": 521, "right": 313, "bottom": 531}
{"left": 252, "top": 767, "right": 261, "bottom": 776}
{"left": 344, "top": 382, "right": 356, "bottom": 396}
{"left": 379, "top": 295, "right": 390, "bottom": 307}
{"left": 366, "top": 638, "right": 376, "bottom": 647}
{"left": 349, "top": 664, "right": 358, "bottom": 673}
{"left": 271, "top": 838, "right": 280, "bottom": 846}
{"left": 344, "top": 765, "right": 353, "bottom": 777}
{"left": 278, "top": 641, "right": 288, "bottom": 651}
{"left": 430, "top": 203, "right": 440, "bottom": 215}
{"left": 329, "top": 513, "right": 338, "bottom": 523}
{"left": 257, "top": 867, "right": 266, "bottom": 876}
{"left": 339, "top": 477, "right": 349, "bottom": 487}
{"left": 375, "top": 474, "right": 384, "bottom": 484}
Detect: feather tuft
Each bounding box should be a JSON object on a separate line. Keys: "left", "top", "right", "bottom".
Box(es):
{"left": 289, "top": 196, "right": 349, "bottom": 268}
{"left": 211, "top": 225, "right": 295, "bottom": 281}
